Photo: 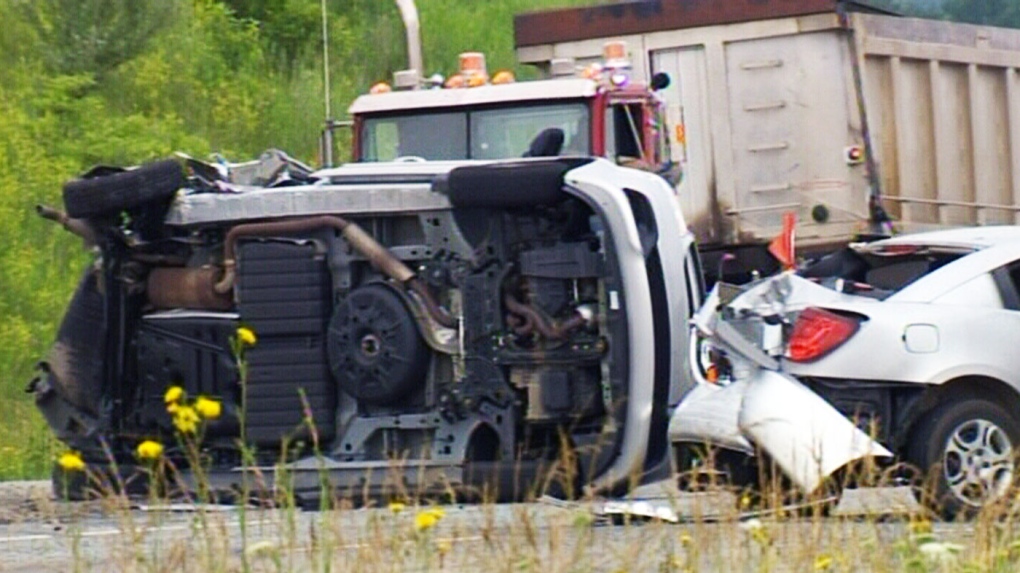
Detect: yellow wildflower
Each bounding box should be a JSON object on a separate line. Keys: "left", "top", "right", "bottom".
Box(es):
{"left": 814, "top": 554, "right": 834, "bottom": 571}
{"left": 436, "top": 538, "right": 452, "bottom": 555}
{"left": 414, "top": 510, "right": 440, "bottom": 531}
{"left": 425, "top": 506, "right": 445, "bottom": 519}
{"left": 909, "top": 518, "right": 932, "bottom": 535}
{"left": 136, "top": 440, "right": 164, "bottom": 460}
{"left": 194, "top": 396, "right": 222, "bottom": 420}
{"left": 57, "top": 451, "right": 86, "bottom": 472}
{"left": 164, "top": 385, "right": 184, "bottom": 405}
{"left": 173, "top": 405, "right": 201, "bottom": 434}
{"left": 166, "top": 402, "right": 179, "bottom": 414}
{"left": 388, "top": 501, "right": 406, "bottom": 514}
{"left": 237, "top": 326, "right": 257, "bottom": 347}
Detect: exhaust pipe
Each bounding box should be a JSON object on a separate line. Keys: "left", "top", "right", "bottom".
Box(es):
{"left": 395, "top": 0, "right": 423, "bottom": 78}
{"left": 36, "top": 204, "right": 97, "bottom": 246}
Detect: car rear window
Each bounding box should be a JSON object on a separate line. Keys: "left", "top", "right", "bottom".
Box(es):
{"left": 798, "top": 246, "right": 967, "bottom": 299}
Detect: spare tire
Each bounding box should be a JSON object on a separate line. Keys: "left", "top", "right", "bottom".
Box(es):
{"left": 63, "top": 159, "right": 185, "bottom": 219}
{"left": 327, "top": 283, "right": 430, "bottom": 405}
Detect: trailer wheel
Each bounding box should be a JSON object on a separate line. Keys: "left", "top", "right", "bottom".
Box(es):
{"left": 63, "top": 159, "right": 185, "bottom": 219}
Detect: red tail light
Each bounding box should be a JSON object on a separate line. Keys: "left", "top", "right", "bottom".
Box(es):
{"left": 787, "top": 307, "right": 860, "bottom": 362}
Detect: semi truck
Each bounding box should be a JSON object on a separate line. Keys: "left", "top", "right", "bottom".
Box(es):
{"left": 348, "top": 0, "right": 1020, "bottom": 280}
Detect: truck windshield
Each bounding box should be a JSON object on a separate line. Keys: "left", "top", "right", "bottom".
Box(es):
{"left": 360, "top": 102, "right": 590, "bottom": 161}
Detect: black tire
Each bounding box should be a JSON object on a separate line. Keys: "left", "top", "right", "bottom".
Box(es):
{"left": 63, "top": 159, "right": 185, "bottom": 219}
{"left": 906, "top": 397, "right": 1020, "bottom": 519}
{"left": 44, "top": 271, "right": 106, "bottom": 417}
{"left": 442, "top": 159, "right": 592, "bottom": 209}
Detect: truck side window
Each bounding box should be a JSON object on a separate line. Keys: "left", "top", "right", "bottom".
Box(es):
{"left": 606, "top": 103, "right": 644, "bottom": 162}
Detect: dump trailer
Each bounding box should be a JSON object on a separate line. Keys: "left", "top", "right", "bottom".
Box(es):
{"left": 516, "top": 0, "right": 1020, "bottom": 276}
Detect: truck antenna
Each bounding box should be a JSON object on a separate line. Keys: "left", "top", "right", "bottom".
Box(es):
{"left": 320, "top": 0, "right": 334, "bottom": 167}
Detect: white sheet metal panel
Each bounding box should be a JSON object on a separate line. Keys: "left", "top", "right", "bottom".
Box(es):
{"left": 723, "top": 30, "right": 868, "bottom": 244}
{"left": 165, "top": 184, "right": 450, "bottom": 226}
{"left": 854, "top": 13, "right": 1020, "bottom": 231}
{"left": 651, "top": 47, "right": 718, "bottom": 243}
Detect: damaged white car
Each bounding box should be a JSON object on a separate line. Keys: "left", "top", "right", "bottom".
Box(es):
{"left": 672, "top": 227, "right": 1020, "bottom": 517}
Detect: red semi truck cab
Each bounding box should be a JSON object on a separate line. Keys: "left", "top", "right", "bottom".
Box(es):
{"left": 346, "top": 45, "right": 678, "bottom": 183}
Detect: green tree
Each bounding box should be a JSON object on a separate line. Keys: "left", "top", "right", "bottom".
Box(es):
{"left": 943, "top": 0, "right": 1020, "bottom": 28}
{"left": 15, "top": 0, "right": 180, "bottom": 76}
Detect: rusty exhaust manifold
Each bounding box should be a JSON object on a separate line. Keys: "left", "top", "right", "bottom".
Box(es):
{"left": 503, "top": 294, "right": 593, "bottom": 341}
{"left": 213, "top": 216, "right": 455, "bottom": 328}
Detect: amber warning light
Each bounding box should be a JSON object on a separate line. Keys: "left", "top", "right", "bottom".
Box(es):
{"left": 602, "top": 41, "right": 630, "bottom": 69}
{"left": 459, "top": 53, "right": 487, "bottom": 78}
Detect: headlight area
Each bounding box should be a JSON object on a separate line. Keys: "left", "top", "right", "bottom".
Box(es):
{"left": 689, "top": 330, "right": 735, "bottom": 386}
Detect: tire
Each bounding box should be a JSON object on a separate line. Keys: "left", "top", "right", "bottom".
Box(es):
{"left": 906, "top": 397, "right": 1020, "bottom": 519}
{"left": 443, "top": 159, "right": 592, "bottom": 209}
{"left": 44, "top": 271, "right": 106, "bottom": 417}
{"left": 63, "top": 159, "right": 185, "bottom": 219}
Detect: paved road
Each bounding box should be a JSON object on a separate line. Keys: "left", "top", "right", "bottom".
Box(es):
{"left": 0, "top": 481, "right": 977, "bottom": 572}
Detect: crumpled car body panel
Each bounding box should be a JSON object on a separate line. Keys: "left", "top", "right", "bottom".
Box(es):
{"left": 670, "top": 279, "right": 892, "bottom": 493}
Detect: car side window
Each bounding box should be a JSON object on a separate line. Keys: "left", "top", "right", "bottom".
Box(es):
{"left": 992, "top": 262, "right": 1020, "bottom": 310}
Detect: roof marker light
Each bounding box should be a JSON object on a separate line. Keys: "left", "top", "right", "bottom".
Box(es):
{"left": 458, "top": 52, "right": 488, "bottom": 86}
{"left": 602, "top": 41, "right": 631, "bottom": 69}
{"left": 492, "top": 70, "right": 515, "bottom": 84}
{"left": 369, "top": 82, "right": 392, "bottom": 95}
{"left": 444, "top": 74, "right": 466, "bottom": 89}
{"left": 582, "top": 62, "right": 604, "bottom": 81}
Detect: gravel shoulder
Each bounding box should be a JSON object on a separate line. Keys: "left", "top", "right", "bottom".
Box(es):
{"left": 0, "top": 480, "right": 54, "bottom": 524}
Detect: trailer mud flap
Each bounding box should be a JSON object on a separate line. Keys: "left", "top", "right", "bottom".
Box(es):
{"left": 738, "top": 370, "right": 892, "bottom": 493}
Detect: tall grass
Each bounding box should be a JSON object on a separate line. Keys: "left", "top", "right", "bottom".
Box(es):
{"left": 31, "top": 452, "right": 1020, "bottom": 573}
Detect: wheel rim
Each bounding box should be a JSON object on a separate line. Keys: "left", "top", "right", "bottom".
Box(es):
{"left": 942, "top": 418, "right": 1015, "bottom": 507}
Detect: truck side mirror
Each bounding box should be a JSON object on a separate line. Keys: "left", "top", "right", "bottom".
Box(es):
{"left": 650, "top": 72, "right": 671, "bottom": 91}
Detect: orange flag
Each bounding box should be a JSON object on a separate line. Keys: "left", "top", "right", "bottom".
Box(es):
{"left": 768, "top": 212, "right": 797, "bottom": 270}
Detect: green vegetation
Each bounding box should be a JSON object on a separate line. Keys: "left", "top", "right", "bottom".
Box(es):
{"left": 870, "top": 0, "right": 1020, "bottom": 27}
{"left": 0, "top": 0, "right": 592, "bottom": 479}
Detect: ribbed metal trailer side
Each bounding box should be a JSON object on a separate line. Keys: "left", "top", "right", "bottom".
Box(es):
{"left": 853, "top": 13, "right": 1020, "bottom": 229}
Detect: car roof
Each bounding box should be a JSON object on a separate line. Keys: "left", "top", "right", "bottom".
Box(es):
{"left": 856, "top": 226, "right": 1020, "bottom": 252}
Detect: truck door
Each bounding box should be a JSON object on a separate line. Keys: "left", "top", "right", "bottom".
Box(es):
{"left": 604, "top": 96, "right": 676, "bottom": 178}
{"left": 649, "top": 48, "right": 718, "bottom": 245}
